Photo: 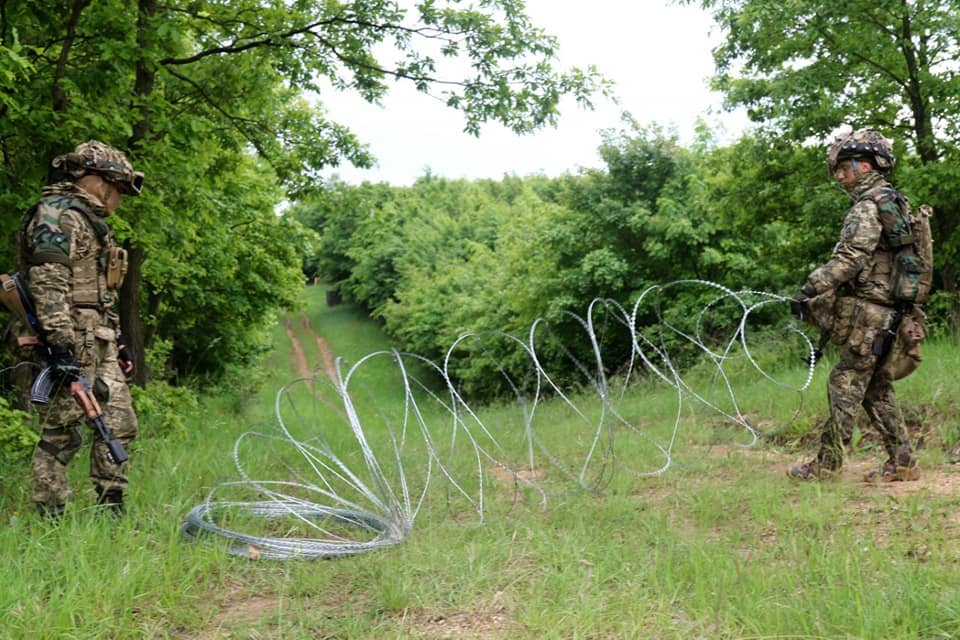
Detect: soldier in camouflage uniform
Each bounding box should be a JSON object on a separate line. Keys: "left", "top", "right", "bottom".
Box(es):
{"left": 18, "top": 140, "right": 144, "bottom": 517}
{"left": 789, "top": 129, "right": 919, "bottom": 482}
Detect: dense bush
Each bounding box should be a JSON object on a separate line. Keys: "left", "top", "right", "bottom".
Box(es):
{"left": 0, "top": 396, "right": 35, "bottom": 467}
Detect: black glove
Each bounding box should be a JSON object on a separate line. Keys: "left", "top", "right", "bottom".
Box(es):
{"left": 117, "top": 333, "right": 134, "bottom": 375}
{"left": 47, "top": 343, "right": 80, "bottom": 378}
{"left": 790, "top": 297, "right": 808, "bottom": 321}
{"left": 790, "top": 284, "right": 817, "bottom": 321}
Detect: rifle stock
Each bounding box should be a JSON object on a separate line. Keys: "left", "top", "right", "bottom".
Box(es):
{"left": 69, "top": 377, "right": 128, "bottom": 465}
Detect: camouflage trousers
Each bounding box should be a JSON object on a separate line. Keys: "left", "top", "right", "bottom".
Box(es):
{"left": 32, "top": 331, "right": 138, "bottom": 508}
{"left": 815, "top": 345, "right": 913, "bottom": 470}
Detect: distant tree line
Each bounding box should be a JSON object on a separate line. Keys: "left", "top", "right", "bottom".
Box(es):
{"left": 296, "top": 115, "right": 957, "bottom": 395}
{"left": 287, "top": 123, "right": 879, "bottom": 395}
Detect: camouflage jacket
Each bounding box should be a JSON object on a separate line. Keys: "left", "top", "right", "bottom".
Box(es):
{"left": 804, "top": 171, "right": 901, "bottom": 307}
{"left": 18, "top": 183, "right": 122, "bottom": 348}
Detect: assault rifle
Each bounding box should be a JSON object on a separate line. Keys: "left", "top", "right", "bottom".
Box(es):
{"left": 31, "top": 368, "right": 128, "bottom": 464}
{"left": 0, "top": 272, "right": 128, "bottom": 464}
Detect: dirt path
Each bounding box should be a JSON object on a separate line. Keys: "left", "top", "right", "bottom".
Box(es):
{"left": 282, "top": 315, "right": 312, "bottom": 382}
{"left": 281, "top": 311, "right": 346, "bottom": 422}
{"left": 301, "top": 313, "right": 338, "bottom": 384}
{"left": 283, "top": 312, "right": 339, "bottom": 386}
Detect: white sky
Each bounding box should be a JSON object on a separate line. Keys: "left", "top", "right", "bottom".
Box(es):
{"left": 318, "top": 1, "right": 751, "bottom": 186}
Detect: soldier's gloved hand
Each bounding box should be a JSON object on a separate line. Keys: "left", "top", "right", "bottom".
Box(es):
{"left": 117, "top": 334, "right": 134, "bottom": 375}
{"left": 790, "top": 284, "right": 817, "bottom": 321}
{"left": 47, "top": 343, "right": 80, "bottom": 379}
{"left": 790, "top": 294, "right": 809, "bottom": 321}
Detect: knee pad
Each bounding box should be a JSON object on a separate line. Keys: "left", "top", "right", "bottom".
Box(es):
{"left": 38, "top": 425, "right": 83, "bottom": 465}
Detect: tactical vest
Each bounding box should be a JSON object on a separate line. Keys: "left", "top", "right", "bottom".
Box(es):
{"left": 17, "top": 185, "right": 128, "bottom": 312}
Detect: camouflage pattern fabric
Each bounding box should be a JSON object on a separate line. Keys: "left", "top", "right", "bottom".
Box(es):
{"left": 804, "top": 171, "right": 916, "bottom": 472}
{"left": 880, "top": 311, "right": 925, "bottom": 380}
{"left": 20, "top": 183, "right": 138, "bottom": 510}
{"left": 815, "top": 314, "right": 914, "bottom": 470}
{"left": 804, "top": 172, "right": 900, "bottom": 307}
{"left": 32, "top": 329, "right": 137, "bottom": 506}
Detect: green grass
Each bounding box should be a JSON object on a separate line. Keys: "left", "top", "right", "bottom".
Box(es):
{"left": 3, "top": 284, "right": 960, "bottom": 638}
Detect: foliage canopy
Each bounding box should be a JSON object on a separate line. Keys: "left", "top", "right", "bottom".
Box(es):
{"left": 695, "top": 0, "right": 960, "bottom": 299}
{"left": 0, "top": 0, "right": 606, "bottom": 385}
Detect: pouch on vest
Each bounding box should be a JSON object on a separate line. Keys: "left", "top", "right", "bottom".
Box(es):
{"left": 846, "top": 301, "right": 892, "bottom": 357}
{"left": 106, "top": 246, "right": 127, "bottom": 290}
{"left": 880, "top": 311, "right": 926, "bottom": 380}
{"left": 829, "top": 296, "right": 858, "bottom": 346}
{"left": 891, "top": 245, "right": 925, "bottom": 302}
{"left": 72, "top": 258, "right": 99, "bottom": 306}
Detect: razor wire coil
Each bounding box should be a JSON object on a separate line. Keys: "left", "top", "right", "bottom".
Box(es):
{"left": 181, "top": 281, "right": 820, "bottom": 560}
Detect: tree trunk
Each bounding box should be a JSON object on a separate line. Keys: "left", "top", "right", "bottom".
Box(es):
{"left": 119, "top": 244, "right": 148, "bottom": 387}
{"left": 144, "top": 286, "right": 161, "bottom": 351}
{"left": 902, "top": 16, "right": 958, "bottom": 333}
{"left": 117, "top": 0, "right": 158, "bottom": 388}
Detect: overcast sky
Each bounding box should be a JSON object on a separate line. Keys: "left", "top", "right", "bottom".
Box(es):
{"left": 318, "top": 1, "right": 751, "bottom": 186}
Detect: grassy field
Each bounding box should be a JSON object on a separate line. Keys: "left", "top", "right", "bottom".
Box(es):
{"left": 3, "top": 285, "right": 960, "bottom": 639}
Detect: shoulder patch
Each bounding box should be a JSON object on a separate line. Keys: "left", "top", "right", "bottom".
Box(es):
{"left": 28, "top": 224, "right": 71, "bottom": 265}
{"left": 26, "top": 198, "right": 75, "bottom": 266}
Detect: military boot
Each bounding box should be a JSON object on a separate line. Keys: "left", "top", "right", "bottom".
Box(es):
{"left": 863, "top": 458, "right": 920, "bottom": 483}
{"left": 787, "top": 459, "right": 838, "bottom": 481}
{"left": 95, "top": 487, "right": 125, "bottom": 516}
{"left": 36, "top": 502, "right": 65, "bottom": 520}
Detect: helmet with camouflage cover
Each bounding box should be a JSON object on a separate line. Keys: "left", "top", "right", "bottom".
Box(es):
{"left": 51, "top": 140, "right": 144, "bottom": 195}
{"left": 827, "top": 128, "right": 895, "bottom": 175}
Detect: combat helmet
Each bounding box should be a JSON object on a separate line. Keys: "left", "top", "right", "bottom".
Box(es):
{"left": 827, "top": 128, "right": 895, "bottom": 175}
{"left": 51, "top": 140, "right": 144, "bottom": 195}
